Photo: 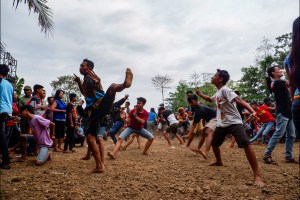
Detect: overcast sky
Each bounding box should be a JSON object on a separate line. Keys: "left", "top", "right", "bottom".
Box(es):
{"left": 1, "top": 0, "right": 299, "bottom": 110}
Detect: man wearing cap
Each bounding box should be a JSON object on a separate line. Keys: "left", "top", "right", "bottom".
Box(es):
{"left": 108, "top": 97, "right": 154, "bottom": 159}
{"left": 19, "top": 86, "right": 32, "bottom": 108}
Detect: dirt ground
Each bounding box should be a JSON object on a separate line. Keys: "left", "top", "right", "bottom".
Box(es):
{"left": 0, "top": 137, "right": 299, "bottom": 200}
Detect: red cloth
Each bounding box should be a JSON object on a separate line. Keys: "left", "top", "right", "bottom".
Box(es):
{"left": 256, "top": 105, "right": 275, "bottom": 123}
{"left": 128, "top": 109, "right": 149, "bottom": 129}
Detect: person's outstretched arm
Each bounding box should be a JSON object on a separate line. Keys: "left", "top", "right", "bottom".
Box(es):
{"left": 195, "top": 87, "right": 212, "bottom": 102}
{"left": 234, "top": 96, "right": 256, "bottom": 117}
{"left": 74, "top": 74, "right": 84, "bottom": 95}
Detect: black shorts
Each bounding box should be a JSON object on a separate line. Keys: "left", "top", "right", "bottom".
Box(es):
{"left": 212, "top": 124, "right": 250, "bottom": 148}
{"left": 54, "top": 120, "right": 66, "bottom": 138}
{"left": 86, "top": 88, "right": 115, "bottom": 137}
{"left": 165, "top": 123, "right": 178, "bottom": 134}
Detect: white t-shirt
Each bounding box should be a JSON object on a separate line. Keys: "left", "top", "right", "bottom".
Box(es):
{"left": 211, "top": 86, "right": 243, "bottom": 127}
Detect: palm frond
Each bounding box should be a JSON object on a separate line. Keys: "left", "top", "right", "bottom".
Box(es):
{"left": 13, "top": 0, "right": 54, "bottom": 37}
{"left": 0, "top": 40, "right": 5, "bottom": 59}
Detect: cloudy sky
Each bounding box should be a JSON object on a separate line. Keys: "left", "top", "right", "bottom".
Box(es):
{"left": 1, "top": 0, "right": 299, "bottom": 110}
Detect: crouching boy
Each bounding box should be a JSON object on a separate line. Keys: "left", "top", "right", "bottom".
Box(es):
{"left": 20, "top": 105, "right": 54, "bottom": 166}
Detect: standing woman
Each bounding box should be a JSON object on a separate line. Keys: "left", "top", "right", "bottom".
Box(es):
{"left": 285, "top": 17, "right": 300, "bottom": 136}
{"left": 51, "top": 90, "right": 66, "bottom": 152}
{"left": 263, "top": 65, "right": 297, "bottom": 164}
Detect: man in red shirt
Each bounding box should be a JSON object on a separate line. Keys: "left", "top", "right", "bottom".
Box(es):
{"left": 108, "top": 97, "right": 154, "bottom": 159}
{"left": 249, "top": 101, "right": 276, "bottom": 144}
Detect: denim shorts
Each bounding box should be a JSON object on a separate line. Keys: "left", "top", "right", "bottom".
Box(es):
{"left": 97, "top": 126, "right": 106, "bottom": 138}
{"left": 36, "top": 147, "right": 49, "bottom": 163}
{"left": 119, "top": 127, "right": 154, "bottom": 140}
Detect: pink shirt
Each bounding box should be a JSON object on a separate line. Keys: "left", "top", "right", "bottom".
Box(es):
{"left": 29, "top": 115, "right": 53, "bottom": 147}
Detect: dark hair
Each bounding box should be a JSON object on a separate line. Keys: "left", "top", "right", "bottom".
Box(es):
{"left": 158, "top": 107, "right": 165, "bottom": 112}
{"left": 234, "top": 91, "right": 240, "bottom": 96}
{"left": 125, "top": 101, "right": 130, "bottom": 105}
{"left": 187, "top": 94, "right": 198, "bottom": 103}
{"left": 186, "top": 91, "right": 193, "bottom": 95}
{"left": 33, "top": 84, "right": 44, "bottom": 93}
{"left": 69, "top": 93, "right": 77, "bottom": 100}
{"left": 47, "top": 96, "right": 54, "bottom": 102}
{"left": 290, "top": 17, "right": 300, "bottom": 88}
{"left": 136, "top": 97, "right": 146, "bottom": 104}
{"left": 217, "top": 69, "right": 230, "bottom": 85}
{"left": 83, "top": 58, "right": 94, "bottom": 69}
{"left": 150, "top": 108, "right": 155, "bottom": 112}
{"left": 266, "top": 67, "right": 276, "bottom": 93}
{"left": 20, "top": 105, "right": 35, "bottom": 114}
{"left": 54, "top": 89, "right": 64, "bottom": 100}
{"left": 0, "top": 64, "right": 9, "bottom": 76}
{"left": 250, "top": 101, "right": 258, "bottom": 106}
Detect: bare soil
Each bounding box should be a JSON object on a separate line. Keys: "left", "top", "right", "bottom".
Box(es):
{"left": 0, "top": 138, "right": 299, "bottom": 200}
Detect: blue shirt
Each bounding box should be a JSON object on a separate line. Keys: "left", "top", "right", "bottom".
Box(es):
{"left": 285, "top": 53, "right": 299, "bottom": 96}
{"left": 0, "top": 78, "right": 13, "bottom": 114}
{"left": 148, "top": 112, "right": 157, "bottom": 122}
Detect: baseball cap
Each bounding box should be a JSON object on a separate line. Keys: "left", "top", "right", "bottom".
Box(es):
{"left": 23, "top": 86, "right": 32, "bottom": 90}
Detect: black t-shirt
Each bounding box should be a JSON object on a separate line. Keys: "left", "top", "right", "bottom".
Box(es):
{"left": 193, "top": 104, "right": 216, "bottom": 124}
{"left": 272, "top": 80, "right": 292, "bottom": 118}
{"left": 162, "top": 110, "right": 174, "bottom": 125}
{"left": 66, "top": 103, "right": 75, "bottom": 126}
{"left": 111, "top": 98, "right": 126, "bottom": 122}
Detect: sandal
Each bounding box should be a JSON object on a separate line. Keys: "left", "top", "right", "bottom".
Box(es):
{"left": 262, "top": 156, "right": 277, "bottom": 164}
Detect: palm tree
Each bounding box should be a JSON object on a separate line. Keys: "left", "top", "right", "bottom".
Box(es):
{"left": 13, "top": 0, "right": 54, "bottom": 36}
{"left": 0, "top": 0, "right": 54, "bottom": 55}
{"left": 14, "top": 75, "right": 25, "bottom": 96}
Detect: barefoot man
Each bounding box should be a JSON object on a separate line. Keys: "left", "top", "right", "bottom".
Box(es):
{"left": 187, "top": 94, "right": 217, "bottom": 159}
{"left": 74, "top": 58, "right": 133, "bottom": 173}
{"left": 196, "top": 69, "right": 265, "bottom": 186}
{"left": 108, "top": 97, "right": 154, "bottom": 159}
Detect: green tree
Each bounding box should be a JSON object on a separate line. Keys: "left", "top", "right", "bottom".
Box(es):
{"left": 166, "top": 80, "right": 191, "bottom": 112}
{"left": 50, "top": 75, "right": 82, "bottom": 102}
{"left": 14, "top": 75, "right": 25, "bottom": 96}
{"left": 198, "top": 82, "right": 217, "bottom": 107}
{"left": 237, "top": 66, "right": 267, "bottom": 101}
{"left": 273, "top": 33, "right": 292, "bottom": 67}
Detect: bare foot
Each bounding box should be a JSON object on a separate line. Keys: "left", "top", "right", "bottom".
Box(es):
{"left": 81, "top": 156, "right": 91, "bottom": 160}
{"left": 91, "top": 168, "right": 104, "bottom": 173}
{"left": 208, "top": 161, "right": 223, "bottom": 166}
{"left": 124, "top": 68, "right": 133, "bottom": 88}
{"left": 54, "top": 148, "right": 62, "bottom": 152}
{"left": 254, "top": 176, "right": 265, "bottom": 187}
{"left": 107, "top": 152, "right": 115, "bottom": 159}
{"left": 190, "top": 148, "right": 207, "bottom": 159}
{"left": 47, "top": 153, "right": 52, "bottom": 161}
{"left": 142, "top": 152, "right": 149, "bottom": 155}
